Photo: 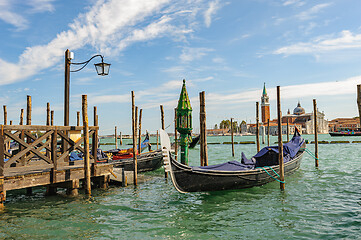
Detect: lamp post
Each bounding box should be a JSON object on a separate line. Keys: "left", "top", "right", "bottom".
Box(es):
{"left": 176, "top": 79, "right": 192, "bottom": 165}
{"left": 64, "top": 49, "right": 110, "bottom": 126}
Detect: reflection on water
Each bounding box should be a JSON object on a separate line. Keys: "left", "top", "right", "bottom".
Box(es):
{"left": 0, "top": 135, "right": 360, "bottom": 239}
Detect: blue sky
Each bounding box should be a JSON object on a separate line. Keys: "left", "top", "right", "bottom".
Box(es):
{"left": 1, "top": 0, "right": 361, "bottom": 135}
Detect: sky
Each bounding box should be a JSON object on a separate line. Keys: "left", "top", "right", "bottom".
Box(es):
{"left": 1, "top": 0, "right": 361, "bottom": 135}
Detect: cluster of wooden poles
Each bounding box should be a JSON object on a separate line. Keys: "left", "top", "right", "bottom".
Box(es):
{"left": 225, "top": 86, "right": 322, "bottom": 190}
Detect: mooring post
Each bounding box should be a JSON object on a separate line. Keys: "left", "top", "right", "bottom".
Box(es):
{"left": 46, "top": 103, "right": 51, "bottom": 159}
{"left": 267, "top": 119, "right": 270, "bottom": 147}
{"left": 261, "top": 125, "right": 265, "bottom": 144}
{"left": 277, "top": 86, "right": 285, "bottom": 190}
{"left": 46, "top": 126, "right": 57, "bottom": 196}
{"left": 26, "top": 96, "right": 33, "bottom": 195}
{"left": 286, "top": 118, "right": 289, "bottom": 142}
{"left": 115, "top": 126, "right": 118, "bottom": 149}
{"left": 3, "top": 106, "right": 7, "bottom": 125}
{"left": 77, "top": 111, "right": 80, "bottom": 126}
{"left": 199, "top": 91, "right": 208, "bottom": 166}
{"left": 138, "top": 109, "right": 142, "bottom": 153}
{"left": 9, "top": 121, "right": 12, "bottom": 125}
{"left": 231, "top": 118, "right": 235, "bottom": 157}
{"left": 119, "top": 131, "right": 123, "bottom": 145}
{"left": 51, "top": 110, "right": 54, "bottom": 126}
{"left": 160, "top": 105, "right": 165, "bottom": 130}
{"left": 256, "top": 102, "right": 260, "bottom": 152}
{"left": 82, "top": 95, "right": 91, "bottom": 195}
{"left": 20, "top": 109, "right": 24, "bottom": 125}
{"left": 313, "top": 99, "right": 319, "bottom": 167}
{"left": 160, "top": 104, "right": 167, "bottom": 177}
{"left": 135, "top": 106, "right": 138, "bottom": 151}
{"left": 131, "top": 91, "right": 138, "bottom": 185}
{"left": 0, "top": 127, "right": 6, "bottom": 208}
{"left": 174, "top": 108, "right": 178, "bottom": 160}
{"left": 357, "top": 85, "right": 361, "bottom": 135}
{"left": 156, "top": 130, "right": 159, "bottom": 149}
{"left": 92, "top": 106, "right": 98, "bottom": 176}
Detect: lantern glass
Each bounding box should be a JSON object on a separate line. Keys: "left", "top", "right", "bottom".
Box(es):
{"left": 94, "top": 62, "right": 111, "bottom": 76}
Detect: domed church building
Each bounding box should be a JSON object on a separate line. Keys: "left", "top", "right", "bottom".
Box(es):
{"left": 282, "top": 101, "right": 328, "bottom": 134}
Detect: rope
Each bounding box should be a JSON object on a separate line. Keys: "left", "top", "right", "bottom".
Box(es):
{"left": 257, "top": 166, "right": 285, "bottom": 183}
{"left": 300, "top": 148, "right": 318, "bottom": 160}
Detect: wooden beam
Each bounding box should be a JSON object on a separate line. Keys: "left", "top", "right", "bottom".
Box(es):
{"left": 138, "top": 109, "right": 142, "bottom": 153}
{"left": 277, "top": 86, "right": 285, "bottom": 190}
{"left": 199, "top": 91, "right": 208, "bottom": 166}
{"left": 131, "top": 91, "right": 138, "bottom": 185}
{"left": 231, "top": 118, "right": 235, "bottom": 157}
{"left": 256, "top": 102, "right": 260, "bottom": 152}
{"left": 82, "top": 95, "right": 91, "bottom": 195}
{"left": 313, "top": 99, "right": 319, "bottom": 167}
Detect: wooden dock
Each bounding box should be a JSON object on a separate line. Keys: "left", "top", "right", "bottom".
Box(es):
{"left": 0, "top": 125, "right": 114, "bottom": 205}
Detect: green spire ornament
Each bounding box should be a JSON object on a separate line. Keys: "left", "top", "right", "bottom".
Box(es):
{"left": 176, "top": 79, "right": 193, "bottom": 165}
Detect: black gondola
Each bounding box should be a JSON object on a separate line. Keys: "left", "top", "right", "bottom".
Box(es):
{"left": 189, "top": 135, "right": 200, "bottom": 148}
{"left": 161, "top": 129, "right": 305, "bottom": 193}
{"left": 111, "top": 149, "right": 163, "bottom": 172}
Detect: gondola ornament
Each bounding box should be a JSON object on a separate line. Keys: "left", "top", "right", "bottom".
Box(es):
{"left": 176, "top": 79, "right": 193, "bottom": 165}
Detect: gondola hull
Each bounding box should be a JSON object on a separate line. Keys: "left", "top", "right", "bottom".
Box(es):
{"left": 111, "top": 149, "right": 163, "bottom": 172}
{"left": 169, "top": 148, "right": 304, "bottom": 192}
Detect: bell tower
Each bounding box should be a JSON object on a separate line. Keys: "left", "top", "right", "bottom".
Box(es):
{"left": 261, "top": 83, "right": 270, "bottom": 123}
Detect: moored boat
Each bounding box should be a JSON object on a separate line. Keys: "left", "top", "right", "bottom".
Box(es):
{"left": 161, "top": 129, "right": 305, "bottom": 193}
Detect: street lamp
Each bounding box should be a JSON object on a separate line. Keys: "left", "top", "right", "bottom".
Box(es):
{"left": 64, "top": 49, "right": 111, "bottom": 126}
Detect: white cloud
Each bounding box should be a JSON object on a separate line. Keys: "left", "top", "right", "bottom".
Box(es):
{"left": 0, "top": 0, "right": 55, "bottom": 30}
{"left": 274, "top": 30, "right": 361, "bottom": 56}
{"left": 28, "top": 0, "right": 55, "bottom": 13}
{"left": 283, "top": 0, "right": 305, "bottom": 7}
{"left": 296, "top": 3, "right": 331, "bottom": 21}
{"left": 204, "top": 0, "right": 220, "bottom": 27}
{"left": 0, "top": 0, "right": 217, "bottom": 86}
{"left": 180, "top": 47, "right": 214, "bottom": 62}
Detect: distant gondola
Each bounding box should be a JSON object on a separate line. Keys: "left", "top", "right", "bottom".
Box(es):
{"left": 189, "top": 135, "right": 200, "bottom": 148}
{"left": 160, "top": 129, "right": 305, "bottom": 193}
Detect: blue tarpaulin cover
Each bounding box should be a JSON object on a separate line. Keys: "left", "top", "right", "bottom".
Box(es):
{"left": 192, "top": 130, "right": 304, "bottom": 172}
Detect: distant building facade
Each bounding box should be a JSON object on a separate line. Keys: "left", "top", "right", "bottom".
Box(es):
{"left": 247, "top": 85, "right": 328, "bottom": 135}
{"left": 328, "top": 118, "right": 360, "bottom": 132}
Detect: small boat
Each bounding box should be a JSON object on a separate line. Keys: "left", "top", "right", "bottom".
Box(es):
{"left": 329, "top": 129, "right": 361, "bottom": 136}
{"left": 105, "top": 132, "right": 150, "bottom": 159}
{"left": 160, "top": 129, "right": 305, "bottom": 193}
{"left": 110, "top": 149, "right": 163, "bottom": 172}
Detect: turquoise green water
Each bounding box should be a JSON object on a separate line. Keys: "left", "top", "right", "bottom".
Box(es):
{"left": 0, "top": 135, "right": 360, "bottom": 239}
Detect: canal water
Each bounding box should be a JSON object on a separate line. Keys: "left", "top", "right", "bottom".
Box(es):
{"left": 0, "top": 134, "right": 360, "bottom": 239}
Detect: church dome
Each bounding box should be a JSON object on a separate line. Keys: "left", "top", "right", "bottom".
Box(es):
{"left": 293, "top": 102, "right": 305, "bottom": 115}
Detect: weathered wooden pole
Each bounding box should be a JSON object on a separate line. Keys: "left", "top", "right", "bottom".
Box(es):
{"left": 92, "top": 107, "right": 98, "bottom": 178}
{"left": 82, "top": 95, "right": 91, "bottom": 195}
{"left": 135, "top": 106, "right": 138, "bottom": 152}
{"left": 26, "top": 96, "right": 32, "bottom": 195}
{"left": 160, "top": 104, "right": 167, "bottom": 178}
{"left": 267, "top": 119, "right": 270, "bottom": 146}
{"left": 313, "top": 99, "right": 319, "bottom": 167}
{"left": 20, "top": 109, "right": 24, "bottom": 125}
{"left": 119, "top": 132, "right": 122, "bottom": 145}
{"left": 93, "top": 107, "right": 97, "bottom": 126}
{"left": 115, "top": 126, "right": 118, "bottom": 149}
{"left": 277, "top": 86, "right": 285, "bottom": 190}
{"left": 138, "top": 109, "right": 142, "bottom": 153}
{"left": 261, "top": 125, "right": 265, "bottom": 144}
{"left": 0, "top": 127, "right": 5, "bottom": 208}
{"left": 286, "top": 118, "right": 290, "bottom": 142}
{"left": 256, "top": 102, "right": 260, "bottom": 152}
{"left": 174, "top": 108, "right": 178, "bottom": 160}
{"left": 199, "top": 91, "right": 208, "bottom": 166}
{"left": 51, "top": 111, "right": 54, "bottom": 126}
{"left": 9, "top": 121, "right": 12, "bottom": 125}
{"left": 160, "top": 105, "right": 165, "bottom": 130}
{"left": 131, "top": 91, "right": 138, "bottom": 185}
{"left": 231, "top": 118, "right": 235, "bottom": 157}
{"left": 26, "top": 96, "right": 31, "bottom": 125}
{"left": 357, "top": 85, "right": 361, "bottom": 131}
{"left": 46, "top": 103, "right": 50, "bottom": 126}
{"left": 3, "top": 106, "right": 7, "bottom": 125}
{"left": 77, "top": 111, "right": 80, "bottom": 126}
{"left": 156, "top": 130, "right": 159, "bottom": 149}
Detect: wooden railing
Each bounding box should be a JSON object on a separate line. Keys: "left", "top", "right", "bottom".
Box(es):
{"left": 0, "top": 125, "right": 99, "bottom": 177}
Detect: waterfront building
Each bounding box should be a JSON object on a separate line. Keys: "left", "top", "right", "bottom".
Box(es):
{"left": 328, "top": 118, "right": 360, "bottom": 132}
